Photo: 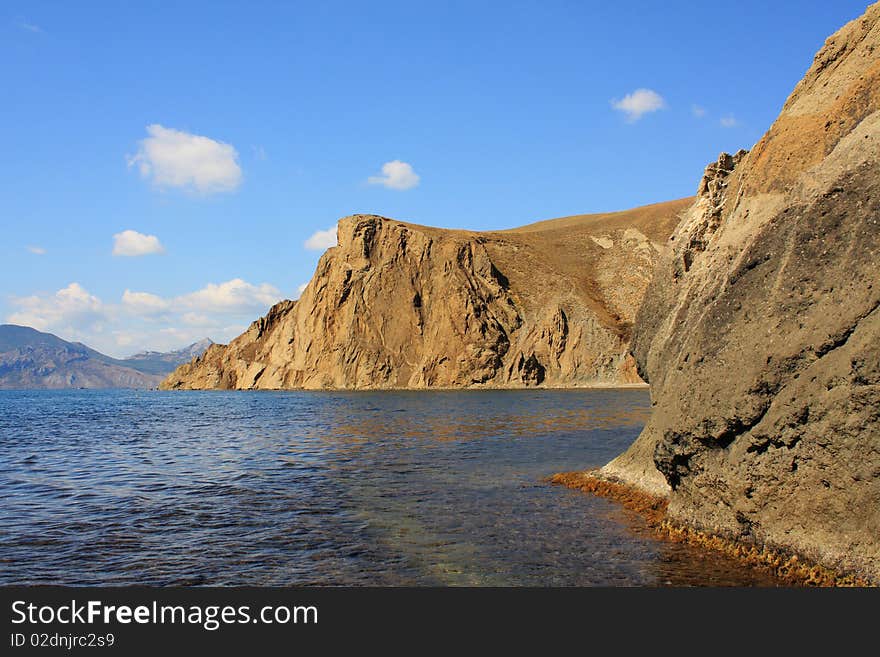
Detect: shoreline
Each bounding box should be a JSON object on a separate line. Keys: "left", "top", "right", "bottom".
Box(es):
{"left": 3, "top": 383, "right": 651, "bottom": 392}
{"left": 550, "top": 470, "right": 872, "bottom": 587}
{"left": 155, "top": 382, "right": 651, "bottom": 392}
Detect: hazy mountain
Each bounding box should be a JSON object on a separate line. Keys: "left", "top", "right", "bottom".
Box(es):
{"left": 121, "top": 338, "right": 214, "bottom": 375}
{"left": 0, "top": 325, "right": 211, "bottom": 389}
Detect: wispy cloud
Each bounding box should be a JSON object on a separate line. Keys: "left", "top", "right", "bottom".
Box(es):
{"left": 720, "top": 115, "right": 739, "bottom": 128}
{"left": 304, "top": 226, "right": 338, "bottom": 251}
{"left": 127, "top": 124, "right": 242, "bottom": 195}
{"left": 112, "top": 230, "right": 165, "bottom": 257}
{"left": 367, "top": 160, "right": 420, "bottom": 190}
{"left": 691, "top": 104, "right": 707, "bottom": 119}
{"left": 17, "top": 20, "right": 43, "bottom": 34}
{"left": 611, "top": 88, "right": 666, "bottom": 122}
{"left": 26, "top": 246, "right": 46, "bottom": 255}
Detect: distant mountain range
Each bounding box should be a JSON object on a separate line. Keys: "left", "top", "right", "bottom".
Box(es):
{"left": 120, "top": 338, "right": 214, "bottom": 376}
{"left": 0, "top": 324, "right": 212, "bottom": 389}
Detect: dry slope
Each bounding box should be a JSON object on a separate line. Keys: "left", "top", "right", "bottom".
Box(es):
{"left": 603, "top": 3, "right": 880, "bottom": 582}
{"left": 161, "top": 199, "right": 689, "bottom": 390}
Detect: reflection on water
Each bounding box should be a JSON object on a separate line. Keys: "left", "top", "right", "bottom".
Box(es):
{"left": 0, "top": 389, "right": 780, "bottom": 586}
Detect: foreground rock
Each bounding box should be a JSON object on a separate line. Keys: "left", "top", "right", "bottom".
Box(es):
{"left": 161, "top": 199, "right": 689, "bottom": 390}
{"left": 603, "top": 4, "right": 880, "bottom": 582}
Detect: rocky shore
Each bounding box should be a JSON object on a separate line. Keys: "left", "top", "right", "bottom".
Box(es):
{"left": 551, "top": 470, "right": 869, "bottom": 586}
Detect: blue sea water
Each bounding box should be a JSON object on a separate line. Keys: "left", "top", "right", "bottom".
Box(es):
{"left": 0, "top": 389, "right": 779, "bottom": 586}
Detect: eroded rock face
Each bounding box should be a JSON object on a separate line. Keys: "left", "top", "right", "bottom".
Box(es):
{"left": 161, "top": 199, "right": 688, "bottom": 390}
{"left": 604, "top": 3, "right": 880, "bottom": 581}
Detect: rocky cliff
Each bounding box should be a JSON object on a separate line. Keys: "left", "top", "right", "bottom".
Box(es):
{"left": 161, "top": 199, "right": 689, "bottom": 390}
{"left": 602, "top": 4, "right": 880, "bottom": 582}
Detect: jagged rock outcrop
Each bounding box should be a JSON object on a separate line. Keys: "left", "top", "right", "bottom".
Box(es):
{"left": 161, "top": 199, "right": 689, "bottom": 390}
{"left": 603, "top": 3, "right": 880, "bottom": 582}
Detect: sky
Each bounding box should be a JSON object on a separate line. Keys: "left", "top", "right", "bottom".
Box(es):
{"left": 1, "top": 0, "right": 871, "bottom": 356}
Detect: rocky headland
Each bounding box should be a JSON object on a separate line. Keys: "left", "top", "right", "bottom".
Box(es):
{"left": 161, "top": 199, "right": 689, "bottom": 390}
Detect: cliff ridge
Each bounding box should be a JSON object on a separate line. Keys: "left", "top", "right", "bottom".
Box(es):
{"left": 162, "top": 200, "right": 689, "bottom": 390}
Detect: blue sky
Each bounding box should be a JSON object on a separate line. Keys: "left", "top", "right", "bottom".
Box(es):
{"left": 1, "top": 1, "right": 870, "bottom": 356}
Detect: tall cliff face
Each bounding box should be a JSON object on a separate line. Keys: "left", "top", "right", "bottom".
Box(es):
{"left": 161, "top": 199, "right": 689, "bottom": 390}
{"left": 604, "top": 4, "right": 880, "bottom": 581}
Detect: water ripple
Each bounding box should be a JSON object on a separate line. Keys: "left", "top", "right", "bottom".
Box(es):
{"left": 0, "top": 389, "right": 780, "bottom": 586}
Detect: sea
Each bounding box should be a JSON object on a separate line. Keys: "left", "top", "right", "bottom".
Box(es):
{"left": 0, "top": 389, "right": 780, "bottom": 586}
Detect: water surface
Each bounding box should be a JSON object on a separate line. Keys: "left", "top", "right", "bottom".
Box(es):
{"left": 0, "top": 389, "right": 779, "bottom": 586}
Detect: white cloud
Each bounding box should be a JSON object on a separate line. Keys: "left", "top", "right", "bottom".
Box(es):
{"left": 6, "top": 278, "right": 285, "bottom": 358}
{"left": 127, "top": 124, "right": 242, "bottom": 194}
{"left": 112, "top": 331, "right": 137, "bottom": 347}
{"left": 112, "top": 230, "right": 165, "bottom": 257}
{"left": 27, "top": 246, "right": 46, "bottom": 255}
{"left": 297, "top": 282, "right": 309, "bottom": 297}
{"left": 367, "top": 160, "right": 420, "bottom": 190}
{"left": 611, "top": 88, "right": 666, "bottom": 122}
{"left": 304, "top": 226, "right": 338, "bottom": 251}
{"left": 691, "top": 104, "right": 707, "bottom": 118}
{"left": 177, "top": 278, "right": 282, "bottom": 313}
{"left": 181, "top": 312, "right": 213, "bottom": 326}
{"left": 121, "top": 289, "right": 170, "bottom": 315}
{"left": 8, "top": 283, "right": 104, "bottom": 333}
{"left": 720, "top": 115, "right": 739, "bottom": 128}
